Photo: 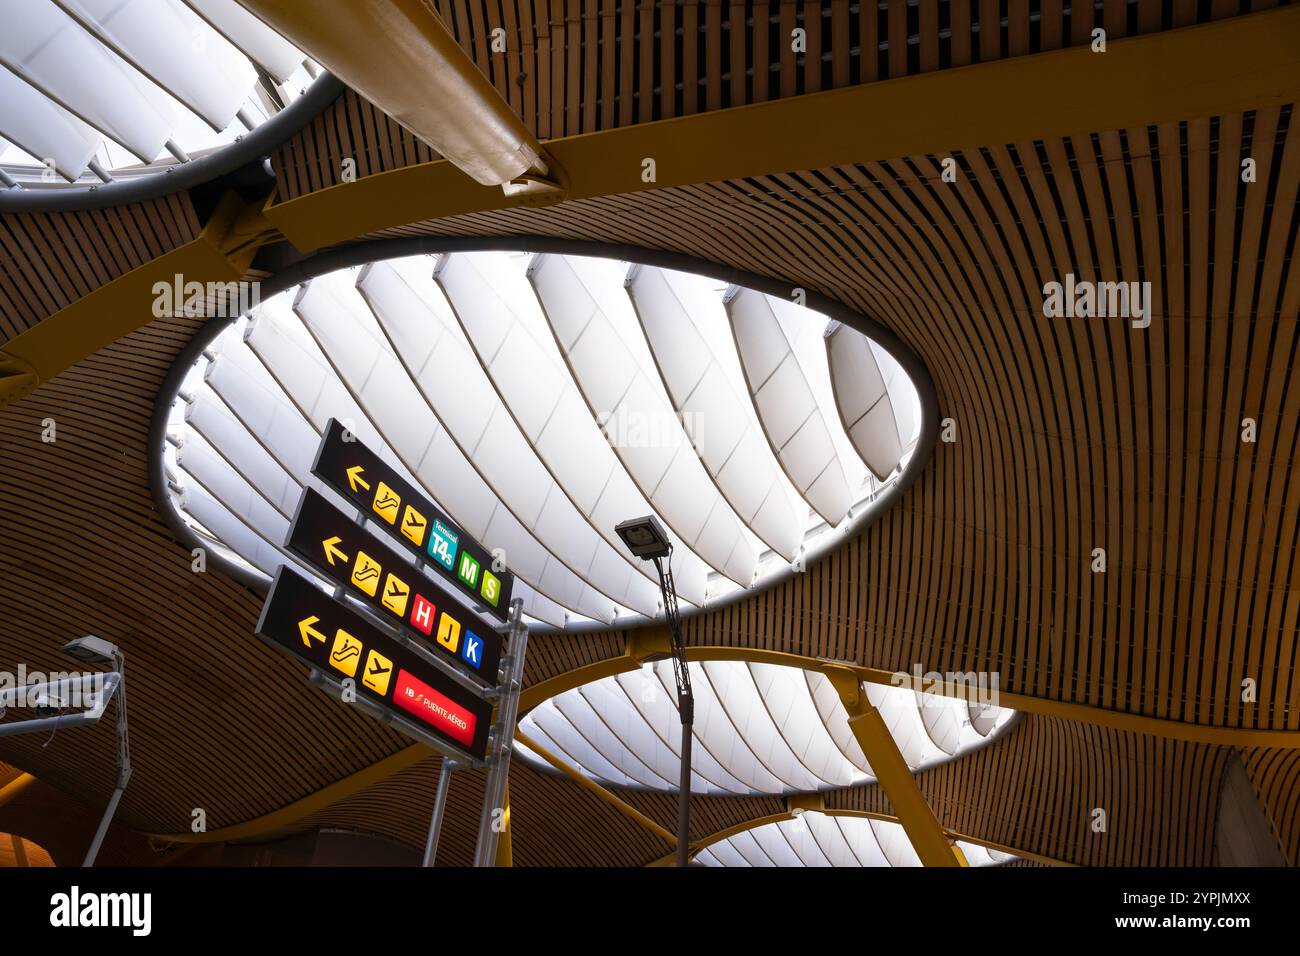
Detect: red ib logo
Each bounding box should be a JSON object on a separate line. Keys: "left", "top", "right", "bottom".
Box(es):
{"left": 410, "top": 594, "right": 436, "bottom": 636}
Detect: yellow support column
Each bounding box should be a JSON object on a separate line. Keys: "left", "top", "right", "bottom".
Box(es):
{"left": 826, "top": 667, "right": 964, "bottom": 867}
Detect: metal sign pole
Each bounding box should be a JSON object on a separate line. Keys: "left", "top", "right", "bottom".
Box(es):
{"left": 473, "top": 597, "right": 527, "bottom": 866}
{"left": 422, "top": 757, "right": 458, "bottom": 867}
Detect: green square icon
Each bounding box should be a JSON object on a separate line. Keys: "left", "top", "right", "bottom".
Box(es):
{"left": 480, "top": 570, "right": 501, "bottom": 607}
{"left": 457, "top": 551, "right": 480, "bottom": 589}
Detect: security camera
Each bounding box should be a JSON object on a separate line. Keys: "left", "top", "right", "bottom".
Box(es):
{"left": 61, "top": 636, "right": 120, "bottom": 665}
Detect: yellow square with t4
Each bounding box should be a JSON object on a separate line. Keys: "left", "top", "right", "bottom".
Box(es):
{"left": 372, "top": 481, "right": 401, "bottom": 525}
{"left": 427, "top": 519, "right": 459, "bottom": 572}
{"left": 361, "top": 649, "right": 393, "bottom": 696}
{"left": 328, "top": 629, "right": 364, "bottom": 678}
{"left": 351, "top": 551, "right": 382, "bottom": 596}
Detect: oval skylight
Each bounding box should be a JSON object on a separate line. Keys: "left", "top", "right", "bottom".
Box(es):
{"left": 516, "top": 660, "right": 1016, "bottom": 795}
{"left": 0, "top": 0, "right": 315, "bottom": 186}
{"left": 697, "top": 815, "right": 1018, "bottom": 867}
{"left": 158, "top": 249, "right": 924, "bottom": 630}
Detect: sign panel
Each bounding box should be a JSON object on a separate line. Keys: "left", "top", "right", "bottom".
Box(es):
{"left": 312, "top": 419, "right": 514, "bottom": 621}
{"left": 256, "top": 567, "right": 492, "bottom": 760}
{"left": 285, "top": 488, "right": 502, "bottom": 683}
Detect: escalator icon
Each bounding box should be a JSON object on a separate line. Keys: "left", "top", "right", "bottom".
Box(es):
{"left": 328, "top": 629, "right": 363, "bottom": 678}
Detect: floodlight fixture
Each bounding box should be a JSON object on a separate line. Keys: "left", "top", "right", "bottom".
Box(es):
{"left": 615, "top": 515, "right": 673, "bottom": 560}
{"left": 61, "top": 635, "right": 120, "bottom": 665}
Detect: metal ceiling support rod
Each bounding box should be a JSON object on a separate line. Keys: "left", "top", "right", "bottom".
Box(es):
{"left": 652, "top": 550, "right": 694, "bottom": 868}
{"left": 473, "top": 597, "right": 527, "bottom": 866}
{"left": 421, "top": 757, "right": 458, "bottom": 867}
{"left": 83, "top": 648, "right": 130, "bottom": 867}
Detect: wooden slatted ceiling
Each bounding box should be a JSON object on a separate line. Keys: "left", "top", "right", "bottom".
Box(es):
{"left": 0, "top": 195, "right": 200, "bottom": 343}
{"left": 368, "top": 105, "right": 1300, "bottom": 733}
{"left": 271, "top": 0, "right": 1294, "bottom": 200}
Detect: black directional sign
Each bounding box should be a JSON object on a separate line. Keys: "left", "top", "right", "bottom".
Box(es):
{"left": 312, "top": 419, "right": 514, "bottom": 622}
{"left": 285, "top": 488, "right": 502, "bottom": 683}
{"left": 256, "top": 567, "right": 492, "bottom": 760}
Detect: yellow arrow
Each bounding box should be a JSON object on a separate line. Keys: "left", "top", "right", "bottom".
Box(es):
{"left": 322, "top": 536, "right": 348, "bottom": 566}
{"left": 298, "top": 615, "right": 327, "bottom": 648}
{"left": 346, "top": 465, "right": 370, "bottom": 493}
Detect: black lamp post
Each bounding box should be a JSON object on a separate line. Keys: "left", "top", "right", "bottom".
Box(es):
{"left": 615, "top": 515, "right": 693, "bottom": 868}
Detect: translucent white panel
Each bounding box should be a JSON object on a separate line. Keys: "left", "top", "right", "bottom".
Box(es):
{"left": 177, "top": 431, "right": 287, "bottom": 540}
{"left": 700, "top": 816, "right": 1018, "bottom": 867}
{"left": 0, "top": 65, "right": 100, "bottom": 179}
{"left": 727, "top": 288, "right": 854, "bottom": 525}
{"left": 827, "top": 324, "right": 904, "bottom": 480}
{"left": 183, "top": 0, "right": 303, "bottom": 82}
{"left": 627, "top": 266, "right": 803, "bottom": 560}
{"left": 178, "top": 482, "right": 298, "bottom": 580}
{"left": 427, "top": 255, "right": 704, "bottom": 609}
{"left": 532, "top": 254, "right": 759, "bottom": 585}
{"left": 56, "top": 0, "right": 257, "bottom": 129}
{"left": 202, "top": 347, "right": 321, "bottom": 477}
{"left": 184, "top": 393, "right": 299, "bottom": 516}
{"left": 872, "top": 340, "right": 922, "bottom": 452}
{"left": 0, "top": 0, "right": 177, "bottom": 161}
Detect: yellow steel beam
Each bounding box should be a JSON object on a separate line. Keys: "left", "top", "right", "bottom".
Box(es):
{"left": 236, "top": 0, "right": 553, "bottom": 188}
{"left": 0, "top": 192, "right": 274, "bottom": 409}
{"left": 0, "top": 773, "right": 36, "bottom": 810}
{"left": 10, "top": 833, "right": 28, "bottom": 867}
{"left": 262, "top": 5, "right": 1300, "bottom": 251}
{"left": 515, "top": 729, "right": 677, "bottom": 848}
{"left": 824, "top": 665, "right": 963, "bottom": 867}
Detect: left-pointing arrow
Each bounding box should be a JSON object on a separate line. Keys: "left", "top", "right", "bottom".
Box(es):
{"left": 298, "top": 615, "right": 327, "bottom": 648}
{"left": 323, "top": 536, "right": 348, "bottom": 566}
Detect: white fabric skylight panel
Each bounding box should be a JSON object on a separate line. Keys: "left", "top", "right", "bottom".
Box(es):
{"left": 704, "top": 662, "right": 819, "bottom": 791}
{"left": 533, "top": 255, "right": 759, "bottom": 584}
{"left": 363, "top": 268, "right": 641, "bottom": 619}
{"left": 179, "top": 483, "right": 285, "bottom": 580}
{"left": 968, "top": 699, "right": 1002, "bottom": 737}
{"left": 918, "top": 695, "right": 965, "bottom": 757}
{"left": 525, "top": 706, "right": 650, "bottom": 789}
{"left": 0, "top": 65, "right": 100, "bottom": 179}
{"left": 827, "top": 325, "right": 903, "bottom": 481}
{"left": 292, "top": 282, "right": 621, "bottom": 624}
{"left": 728, "top": 288, "right": 854, "bottom": 525}
{"left": 435, "top": 254, "right": 706, "bottom": 607}
{"left": 871, "top": 818, "right": 923, "bottom": 867}
{"left": 872, "top": 340, "right": 921, "bottom": 452}
{"left": 182, "top": 0, "right": 303, "bottom": 83}
{"left": 177, "top": 432, "right": 287, "bottom": 541}
{"left": 552, "top": 690, "right": 668, "bottom": 789}
{"left": 0, "top": 1, "right": 176, "bottom": 161}
{"left": 746, "top": 663, "right": 855, "bottom": 787}
{"left": 202, "top": 348, "right": 320, "bottom": 477}
{"left": 55, "top": 0, "right": 257, "bottom": 130}
{"left": 750, "top": 819, "right": 812, "bottom": 866}
{"left": 690, "top": 673, "right": 786, "bottom": 794}
{"left": 627, "top": 267, "right": 803, "bottom": 560}
{"left": 184, "top": 395, "right": 299, "bottom": 516}
{"left": 868, "top": 684, "right": 945, "bottom": 768}
{"left": 807, "top": 815, "right": 863, "bottom": 867}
